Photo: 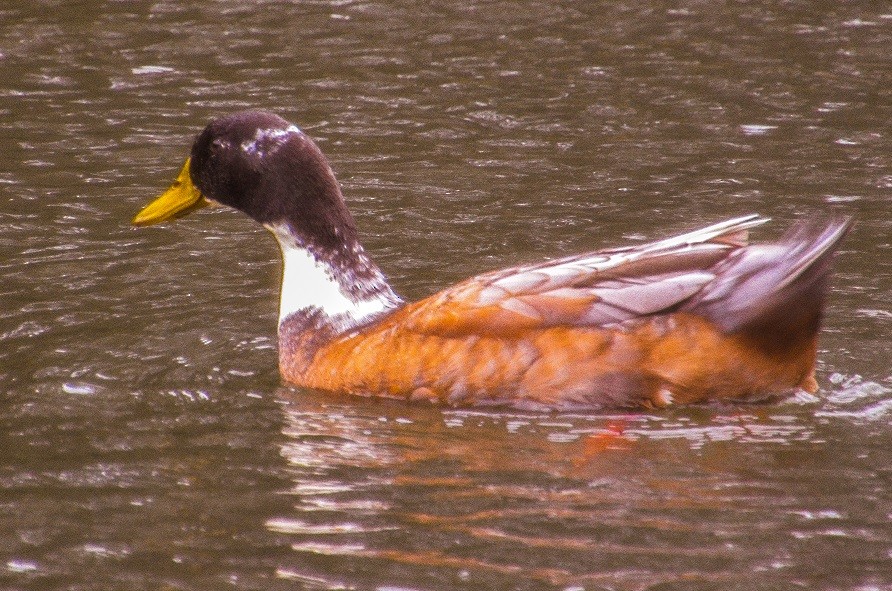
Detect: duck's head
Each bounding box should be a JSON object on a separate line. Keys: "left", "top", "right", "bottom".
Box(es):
{"left": 133, "top": 110, "right": 358, "bottom": 253}
{"left": 134, "top": 111, "right": 401, "bottom": 328}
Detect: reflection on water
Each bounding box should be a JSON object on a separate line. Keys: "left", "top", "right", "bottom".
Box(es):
{"left": 271, "top": 387, "right": 891, "bottom": 590}
{"left": 0, "top": 0, "right": 890, "bottom": 589}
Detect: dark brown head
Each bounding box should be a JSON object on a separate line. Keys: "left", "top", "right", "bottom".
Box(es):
{"left": 133, "top": 110, "right": 359, "bottom": 253}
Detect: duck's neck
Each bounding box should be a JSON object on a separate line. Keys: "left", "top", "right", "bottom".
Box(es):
{"left": 266, "top": 222, "right": 402, "bottom": 333}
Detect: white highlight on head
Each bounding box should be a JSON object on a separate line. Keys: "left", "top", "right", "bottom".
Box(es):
{"left": 265, "top": 222, "right": 391, "bottom": 327}
{"left": 241, "top": 124, "right": 301, "bottom": 157}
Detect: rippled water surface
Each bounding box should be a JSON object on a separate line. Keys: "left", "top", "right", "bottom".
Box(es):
{"left": 1, "top": 1, "right": 890, "bottom": 589}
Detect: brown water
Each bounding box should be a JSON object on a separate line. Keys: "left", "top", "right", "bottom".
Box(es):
{"left": 1, "top": 1, "right": 891, "bottom": 589}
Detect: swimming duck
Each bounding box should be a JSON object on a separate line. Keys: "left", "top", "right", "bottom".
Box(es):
{"left": 133, "top": 110, "right": 850, "bottom": 409}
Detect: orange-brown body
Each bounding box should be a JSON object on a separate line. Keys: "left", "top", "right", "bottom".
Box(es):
{"left": 281, "top": 310, "right": 818, "bottom": 409}
{"left": 275, "top": 214, "right": 849, "bottom": 409}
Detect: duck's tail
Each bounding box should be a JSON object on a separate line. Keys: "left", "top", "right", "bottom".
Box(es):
{"left": 684, "top": 216, "right": 852, "bottom": 353}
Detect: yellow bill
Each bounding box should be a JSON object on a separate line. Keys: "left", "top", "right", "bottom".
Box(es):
{"left": 132, "top": 158, "right": 211, "bottom": 226}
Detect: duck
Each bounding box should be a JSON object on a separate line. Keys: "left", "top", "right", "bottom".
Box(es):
{"left": 133, "top": 110, "right": 851, "bottom": 409}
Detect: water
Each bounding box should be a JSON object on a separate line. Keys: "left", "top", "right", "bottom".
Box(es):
{"left": 1, "top": 1, "right": 890, "bottom": 589}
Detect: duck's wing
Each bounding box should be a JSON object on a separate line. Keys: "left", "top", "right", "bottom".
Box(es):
{"left": 401, "top": 215, "right": 770, "bottom": 337}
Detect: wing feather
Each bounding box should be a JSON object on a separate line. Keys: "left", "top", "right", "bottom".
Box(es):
{"left": 401, "top": 215, "right": 769, "bottom": 337}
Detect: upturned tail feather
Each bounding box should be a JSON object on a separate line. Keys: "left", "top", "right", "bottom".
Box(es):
{"left": 685, "top": 217, "right": 852, "bottom": 351}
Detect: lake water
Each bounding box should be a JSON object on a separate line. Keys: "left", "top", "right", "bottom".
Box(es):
{"left": 1, "top": 1, "right": 890, "bottom": 589}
